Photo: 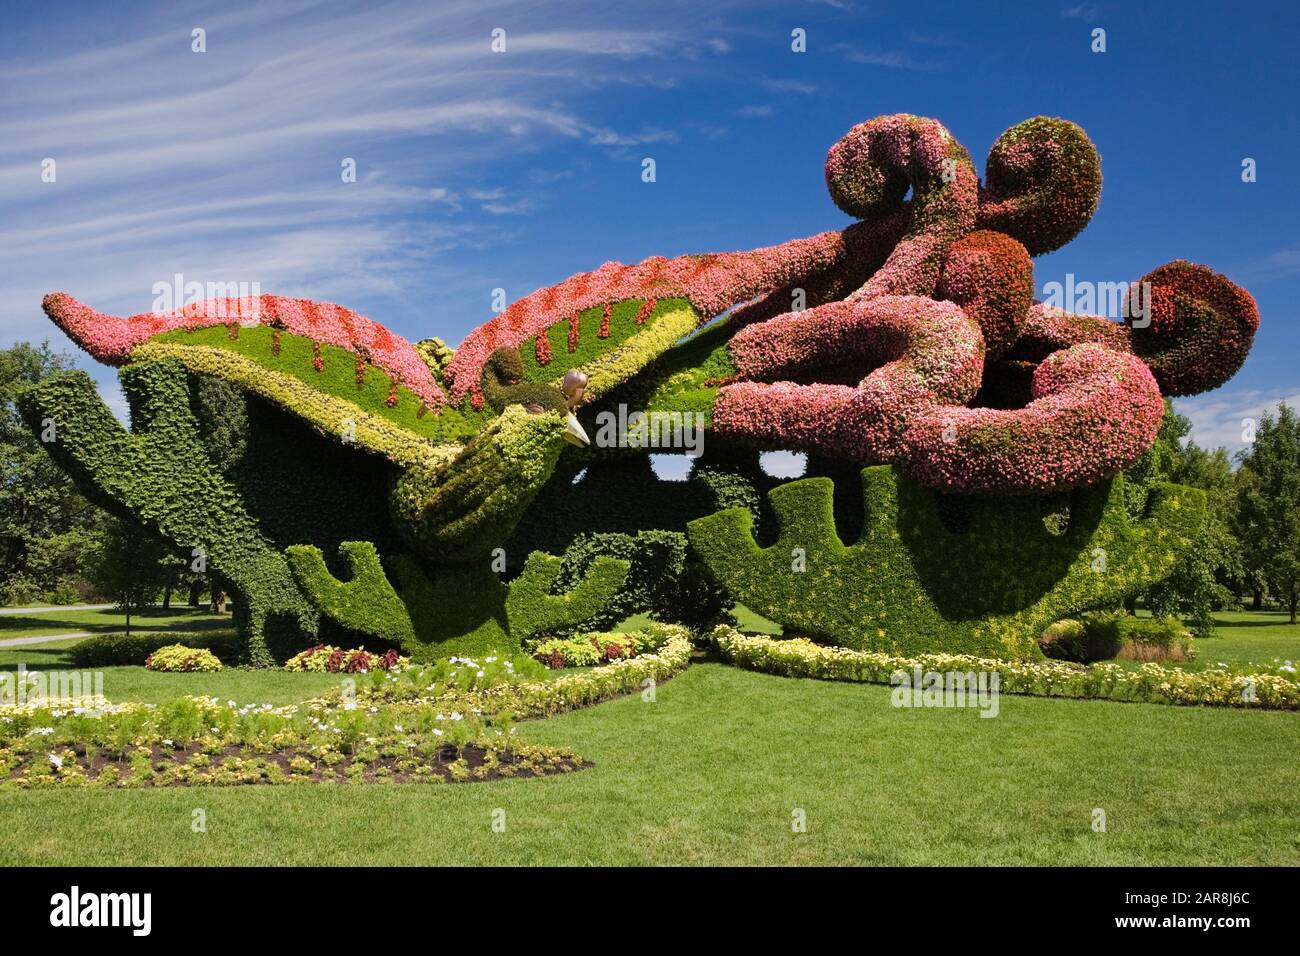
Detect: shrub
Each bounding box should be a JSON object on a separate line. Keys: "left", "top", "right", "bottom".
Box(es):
{"left": 688, "top": 465, "right": 1204, "bottom": 660}
{"left": 43, "top": 581, "right": 81, "bottom": 606}
{"left": 145, "top": 645, "right": 223, "bottom": 672}
{"left": 554, "top": 530, "right": 731, "bottom": 633}
{"left": 1042, "top": 613, "right": 1194, "bottom": 663}
{"left": 1038, "top": 619, "right": 1091, "bottom": 660}
{"left": 0, "top": 576, "right": 42, "bottom": 607}
{"left": 529, "top": 631, "right": 646, "bottom": 668}
{"left": 68, "top": 630, "right": 241, "bottom": 667}
{"left": 1039, "top": 617, "right": 1122, "bottom": 662}
{"left": 17, "top": 361, "right": 317, "bottom": 665}
{"left": 1113, "top": 615, "right": 1196, "bottom": 662}
{"left": 285, "top": 645, "right": 408, "bottom": 673}
{"left": 351, "top": 623, "right": 695, "bottom": 717}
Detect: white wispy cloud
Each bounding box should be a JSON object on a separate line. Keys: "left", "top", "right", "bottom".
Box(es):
{"left": 0, "top": 0, "right": 746, "bottom": 415}
{"left": 1061, "top": 4, "right": 1101, "bottom": 20}
{"left": 834, "top": 43, "right": 941, "bottom": 71}
{"left": 1175, "top": 387, "right": 1300, "bottom": 455}
{"left": 1237, "top": 248, "right": 1300, "bottom": 283}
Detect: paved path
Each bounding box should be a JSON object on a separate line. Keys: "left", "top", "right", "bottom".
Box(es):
{"left": 0, "top": 633, "right": 94, "bottom": 648}
{"left": 0, "top": 604, "right": 113, "bottom": 616}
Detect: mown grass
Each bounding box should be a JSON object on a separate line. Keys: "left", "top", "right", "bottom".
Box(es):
{"left": 0, "top": 606, "right": 232, "bottom": 640}
{"left": 2, "top": 662, "right": 1297, "bottom": 865}
{"left": 0, "top": 638, "right": 341, "bottom": 706}
{"left": 2, "top": 610, "right": 1297, "bottom": 865}
{"left": 1186, "top": 610, "right": 1300, "bottom": 665}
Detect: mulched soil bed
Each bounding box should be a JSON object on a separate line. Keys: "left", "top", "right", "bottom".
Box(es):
{"left": 4, "top": 741, "right": 587, "bottom": 788}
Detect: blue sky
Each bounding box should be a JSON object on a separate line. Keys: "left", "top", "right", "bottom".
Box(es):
{"left": 2, "top": 0, "right": 1297, "bottom": 453}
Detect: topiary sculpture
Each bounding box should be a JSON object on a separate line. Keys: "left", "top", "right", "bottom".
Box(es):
{"left": 25, "top": 112, "right": 1257, "bottom": 662}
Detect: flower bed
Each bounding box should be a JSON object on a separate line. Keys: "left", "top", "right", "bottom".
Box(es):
{"left": 528, "top": 627, "right": 669, "bottom": 669}
{"left": 710, "top": 626, "right": 1300, "bottom": 710}
{"left": 284, "top": 644, "right": 408, "bottom": 673}
{"left": 0, "top": 632, "right": 690, "bottom": 789}
{"left": 0, "top": 687, "right": 579, "bottom": 789}
{"left": 344, "top": 623, "right": 693, "bottom": 718}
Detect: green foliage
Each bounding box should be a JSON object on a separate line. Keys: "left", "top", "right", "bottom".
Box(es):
{"left": 554, "top": 530, "right": 731, "bottom": 632}
{"left": 66, "top": 630, "right": 241, "bottom": 667}
{"left": 390, "top": 405, "right": 567, "bottom": 562}
{"left": 286, "top": 541, "right": 417, "bottom": 645}
{"left": 388, "top": 557, "right": 510, "bottom": 659}
{"left": 144, "top": 324, "right": 493, "bottom": 446}
{"left": 604, "top": 316, "right": 737, "bottom": 424}
{"left": 711, "top": 627, "right": 1298, "bottom": 710}
{"left": 1128, "top": 403, "right": 1244, "bottom": 635}
{"left": 134, "top": 337, "right": 458, "bottom": 470}
{"left": 0, "top": 577, "right": 43, "bottom": 607}
{"left": 1, "top": 343, "right": 111, "bottom": 598}
{"left": 480, "top": 348, "right": 568, "bottom": 414}
{"left": 529, "top": 627, "right": 668, "bottom": 668}
{"left": 1037, "top": 618, "right": 1099, "bottom": 661}
{"left": 1235, "top": 403, "right": 1300, "bottom": 622}
{"left": 88, "top": 518, "right": 174, "bottom": 633}
{"left": 189, "top": 373, "right": 250, "bottom": 472}
{"left": 504, "top": 442, "right": 782, "bottom": 631}
{"left": 530, "top": 635, "right": 606, "bottom": 667}
{"left": 286, "top": 542, "right": 627, "bottom": 662}
{"left": 16, "top": 360, "right": 317, "bottom": 664}
{"left": 504, "top": 551, "right": 628, "bottom": 642}
{"left": 516, "top": 298, "right": 697, "bottom": 399}
{"left": 1080, "top": 612, "right": 1195, "bottom": 662}
{"left": 144, "top": 644, "right": 224, "bottom": 672}
{"left": 689, "top": 465, "right": 1205, "bottom": 660}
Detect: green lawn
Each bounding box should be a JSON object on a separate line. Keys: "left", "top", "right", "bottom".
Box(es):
{"left": 1186, "top": 610, "right": 1300, "bottom": 665}
{"left": 2, "top": 662, "right": 1298, "bottom": 865}
{"left": 0, "top": 639, "right": 339, "bottom": 706}
{"left": 2, "top": 611, "right": 1298, "bottom": 865}
{"left": 0, "top": 606, "right": 232, "bottom": 640}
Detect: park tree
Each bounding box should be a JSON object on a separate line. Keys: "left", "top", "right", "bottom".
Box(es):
{"left": 1235, "top": 404, "right": 1300, "bottom": 623}
{"left": 1129, "top": 403, "right": 1244, "bottom": 635}
{"left": 0, "top": 342, "right": 110, "bottom": 603}
{"left": 88, "top": 518, "right": 174, "bottom": 635}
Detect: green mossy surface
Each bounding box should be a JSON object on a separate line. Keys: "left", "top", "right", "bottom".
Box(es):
{"left": 689, "top": 465, "right": 1206, "bottom": 659}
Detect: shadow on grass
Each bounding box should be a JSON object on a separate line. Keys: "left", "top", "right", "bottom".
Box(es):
{"left": 1210, "top": 616, "right": 1300, "bottom": 630}
{"left": 0, "top": 607, "right": 231, "bottom": 636}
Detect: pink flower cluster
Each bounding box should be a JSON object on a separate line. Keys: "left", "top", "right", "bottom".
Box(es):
{"left": 976, "top": 117, "right": 1102, "bottom": 256}
{"left": 709, "top": 113, "right": 1256, "bottom": 493}
{"left": 934, "top": 230, "right": 1034, "bottom": 356}
{"left": 716, "top": 295, "right": 1165, "bottom": 494}
{"left": 1010, "top": 262, "right": 1259, "bottom": 398}
{"left": 718, "top": 296, "right": 984, "bottom": 462}
{"left": 899, "top": 344, "right": 1165, "bottom": 493}
{"left": 1125, "top": 261, "right": 1259, "bottom": 396}
{"left": 442, "top": 230, "right": 853, "bottom": 405}
{"left": 826, "top": 114, "right": 980, "bottom": 300}
{"left": 41, "top": 292, "right": 447, "bottom": 409}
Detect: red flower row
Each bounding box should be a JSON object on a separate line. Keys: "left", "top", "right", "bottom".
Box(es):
{"left": 41, "top": 292, "right": 446, "bottom": 409}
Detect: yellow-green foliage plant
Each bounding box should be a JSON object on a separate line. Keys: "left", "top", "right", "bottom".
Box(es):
{"left": 688, "top": 465, "right": 1205, "bottom": 660}
{"left": 287, "top": 541, "right": 629, "bottom": 661}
